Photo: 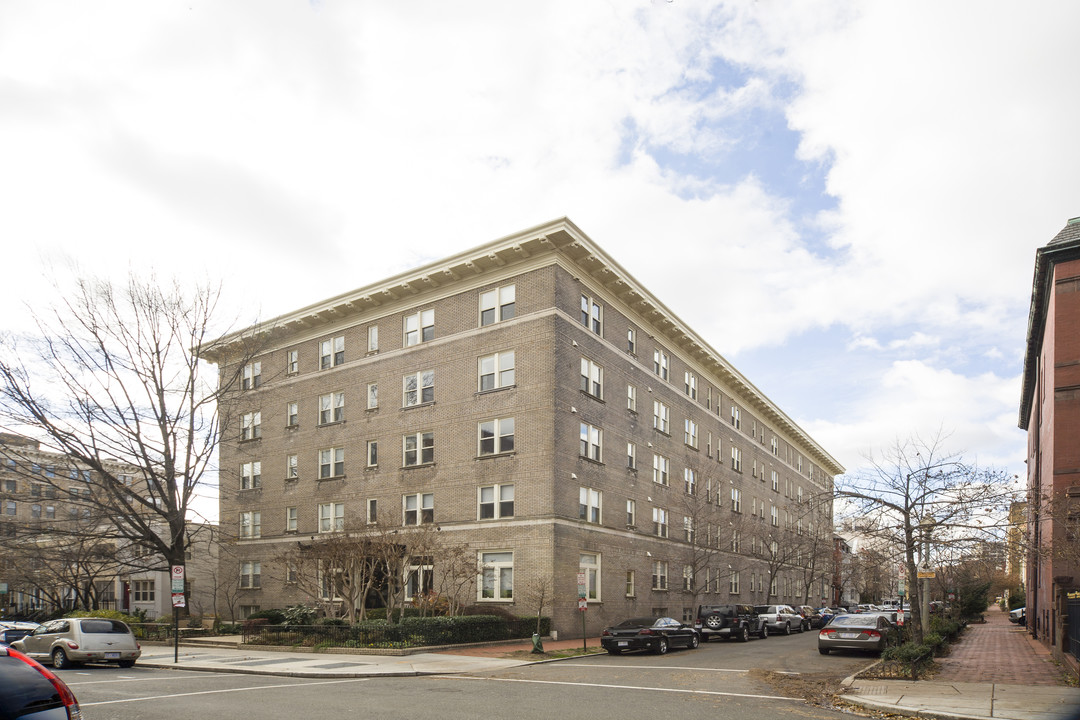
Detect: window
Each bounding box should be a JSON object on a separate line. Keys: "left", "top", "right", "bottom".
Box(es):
{"left": 239, "top": 605, "right": 261, "bottom": 619}
{"left": 579, "top": 423, "right": 602, "bottom": 461}
{"left": 731, "top": 446, "right": 743, "bottom": 472}
{"left": 3, "top": 479, "right": 14, "bottom": 493}
{"left": 652, "top": 507, "right": 669, "bottom": 538}
{"left": 287, "top": 350, "right": 298, "bottom": 374}
{"left": 403, "top": 493, "right": 434, "bottom": 525}
{"left": 403, "top": 370, "right": 434, "bottom": 407}
{"left": 731, "top": 405, "right": 741, "bottom": 429}
{"left": 729, "top": 571, "right": 740, "bottom": 595}
{"left": 731, "top": 488, "right": 742, "bottom": 513}
{"left": 627, "top": 442, "right": 637, "bottom": 470}
{"left": 731, "top": 529, "right": 741, "bottom": 553}
{"left": 684, "top": 372, "right": 697, "bottom": 399}
{"left": 286, "top": 562, "right": 298, "bottom": 584}
{"left": 478, "top": 351, "right": 515, "bottom": 391}
{"left": 684, "top": 419, "right": 698, "bottom": 448}
{"left": 4, "top": 501, "right": 14, "bottom": 515}
{"left": 319, "top": 447, "right": 345, "bottom": 479}
{"left": 578, "top": 487, "right": 601, "bottom": 523}
{"left": 652, "top": 454, "right": 669, "bottom": 486}
{"left": 239, "top": 511, "right": 261, "bottom": 539}
{"left": 627, "top": 328, "right": 636, "bottom": 354}
{"left": 580, "top": 294, "right": 602, "bottom": 335}
{"left": 237, "top": 561, "right": 261, "bottom": 589}
{"left": 286, "top": 507, "right": 297, "bottom": 532}
{"left": 286, "top": 401, "right": 299, "bottom": 427}
{"left": 770, "top": 436, "right": 778, "bottom": 456}
{"left": 132, "top": 580, "right": 155, "bottom": 602}
{"left": 319, "top": 392, "right": 345, "bottom": 424}
{"left": 479, "top": 484, "right": 514, "bottom": 519}
{"left": 31, "top": 483, "right": 41, "bottom": 497}
{"left": 242, "top": 362, "right": 261, "bottom": 390}
{"left": 318, "top": 502, "right": 344, "bottom": 532}
{"left": 652, "top": 560, "right": 668, "bottom": 590}
{"left": 320, "top": 336, "right": 344, "bottom": 369}
{"left": 683, "top": 516, "right": 694, "bottom": 543}
{"left": 480, "top": 285, "right": 516, "bottom": 326}
{"left": 653, "top": 349, "right": 669, "bottom": 380}
{"left": 367, "top": 383, "right": 378, "bottom": 409}
{"left": 403, "top": 432, "right": 434, "bottom": 466}
{"left": 626, "top": 385, "right": 637, "bottom": 412}
{"left": 286, "top": 454, "right": 298, "bottom": 479}
{"left": 626, "top": 570, "right": 636, "bottom": 597}
{"left": 626, "top": 499, "right": 636, "bottom": 527}
{"left": 405, "top": 559, "right": 433, "bottom": 601}
{"left": 479, "top": 418, "right": 515, "bottom": 455}
{"left": 682, "top": 565, "right": 694, "bottom": 591}
{"left": 580, "top": 553, "right": 600, "bottom": 601}
{"left": 771, "top": 470, "right": 779, "bottom": 492}
{"left": 579, "top": 358, "right": 603, "bottom": 398}
{"left": 771, "top": 505, "right": 779, "bottom": 527}
{"left": 366, "top": 498, "right": 378, "bottom": 524}
{"left": 240, "top": 461, "right": 261, "bottom": 490}
{"left": 480, "top": 551, "right": 513, "bottom": 600}
{"left": 404, "top": 309, "right": 435, "bottom": 346}
{"left": 367, "top": 441, "right": 378, "bottom": 467}
{"left": 31, "top": 504, "right": 41, "bottom": 518}
{"left": 652, "top": 401, "right": 669, "bottom": 433}
{"left": 367, "top": 326, "right": 379, "bottom": 352}
{"left": 241, "top": 411, "right": 261, "bottom": 440}
{"left": 684, "top": 467, "right": 696, "bottom": 495}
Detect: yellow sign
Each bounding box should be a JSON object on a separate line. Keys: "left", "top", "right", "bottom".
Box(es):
{"left": 917, "top": 571, "right": 936, "bottom": 579}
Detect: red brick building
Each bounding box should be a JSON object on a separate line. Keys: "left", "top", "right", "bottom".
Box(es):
{"left": 1019, "top": 216, "right": 1080, "bottom": 663}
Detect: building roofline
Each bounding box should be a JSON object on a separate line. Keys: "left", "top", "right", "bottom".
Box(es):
{"left": 207, "top": 218, "right": 844, "bottom": 475}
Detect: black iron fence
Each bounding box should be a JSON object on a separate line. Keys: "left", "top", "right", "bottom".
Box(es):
{"left": 1067, "top": 599, "right": 1080, "bottom": 661}
{"left": 127, "top": 623, "right": 216, "bottom": 641}
{"left": 241, "top": 616, "right": 547, "bottom": 649}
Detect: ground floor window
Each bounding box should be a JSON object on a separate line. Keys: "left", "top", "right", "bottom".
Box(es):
{"left": 132, "top": 580, "right": 155, "bottom": 603}
{"left": 479, "top": 551, "right": 513, "bottom": 600}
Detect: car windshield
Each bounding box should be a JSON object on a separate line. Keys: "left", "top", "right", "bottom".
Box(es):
{"left": 80, "top": 619, "right": 130, "bottom": 634}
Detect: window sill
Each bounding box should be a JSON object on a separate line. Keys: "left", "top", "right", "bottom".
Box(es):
{"left": 285, "top": 424, "right": 299, "bottom": 431}
{"left": 477, "top": 599, "right": 515, "bottom": 604}
{"left": 578, "top": 456, "right": 604, "bottom": 466}
{"left": 239, "top": 437, "right": 262, "bottom": 444}
{"left": 476, "top": 385, "right": 516, "bottom": 396}
{"left": 402, "top": 463, "right": 435, "bottom": 471}
{"left": 285, "top": 476, "right": 299, "bottom": 483}
{"left": 402, "top": 401, "right": 435, "bottom": 411}
{"left": 653, "top": 429, "right": 670, "bottom": 438}
{"left": 580, "top": 390, "right": 604, "bottom": 403}
{"left": 317, "top": 475, "right": 347, "bottom": 481}
{"left": 317, "top": 420, "right": 346, "bottom": 428}
{"left": 239, "top": 486, "right": 262, "bottom": 493}
{"left": 477, "top": 451, "right": 516, "bottom": 460}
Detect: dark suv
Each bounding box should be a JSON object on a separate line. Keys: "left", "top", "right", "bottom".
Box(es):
{"left": 695, "top": 604, "right": 765, "bottom": 642}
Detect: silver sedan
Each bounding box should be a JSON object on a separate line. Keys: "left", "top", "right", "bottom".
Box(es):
{"left": 817, "top": 614, "right": 892, "bottom": 655}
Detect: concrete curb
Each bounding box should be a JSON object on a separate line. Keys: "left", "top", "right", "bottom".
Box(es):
{"left": 839, "top": 696, "right": 994, "bottom": 720}
{"left": 135, "top": 659, "right": 432, "bottom": 679}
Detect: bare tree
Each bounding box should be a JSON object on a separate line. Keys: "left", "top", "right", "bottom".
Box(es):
{"left": 0, "top": 274, "right": 258, "bottom": 572}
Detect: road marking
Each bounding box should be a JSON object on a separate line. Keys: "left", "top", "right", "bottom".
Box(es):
{"left": 65, "top": 673, "right": 238, "bottom": 687}
{"left": 79, "top": 677, "right": 370, "bottom": 706}
{"left": 447, "top": 675, "right": 799, "bottom": 701}
{"left": 561, "top": 663, "right": 749, "bottom": 673}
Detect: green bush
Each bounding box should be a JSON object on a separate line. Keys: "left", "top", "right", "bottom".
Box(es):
{"left": 283, "top": 604, "right": 317, "bottom": 626}
{"left": 1008, "top": 594, "right": 1025, "bottom": 610}
{"left": 317, "top": 617, "right": 346, "bottom": 626}
{"left": 66, "top": 609, "right": 146, "bottom": 625}
{"left": 882, "top": 641, "right": 934, "bottom": 664}
{"left": 246, "top": 609, "right": 286, "bottom": 624}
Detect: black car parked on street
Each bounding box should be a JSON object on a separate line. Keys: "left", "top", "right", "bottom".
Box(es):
{"left": 695, "top": 604, "right": 767, "bottom": 641}
{"left": 600, "top": 617, "right": 700, "bottom": 655}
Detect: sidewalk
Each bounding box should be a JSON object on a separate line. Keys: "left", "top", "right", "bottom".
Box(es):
{"left": 842, "top": 607, "right": 1080, "bottom": 720}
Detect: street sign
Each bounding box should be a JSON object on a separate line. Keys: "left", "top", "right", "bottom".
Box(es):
{"left": 577, "top": 571, "right": 587, "bottom": 598}
{"left": 898, "top": 564, "right": 906, "bottom": 577}
{"left": 171, "top": 578, "right": 185, "bottom": 593}
{"left": 578, "top": 598, "right": 587, "bottom": 611}
{"left": 917, "top": 570, "right": 936, "bottom": 579}
{"left": 171, "top": 592, "right": 186, "bottom": 608}
{"left": 171, "top": 565, "right": 185, "bottom": 581}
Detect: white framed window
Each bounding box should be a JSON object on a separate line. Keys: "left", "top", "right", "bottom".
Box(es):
{"left": 132, "top": 579, "right": 155, "bottom": 602}
{"left": 286, "top": 401, "right": 299, "bottom": 427}
{"left": 684, "top": 371, "right": 697, "bottom": 399}
{"left": 684, "top": 467, "right": 696, "bottom": 495}
{"left": 771, "top": 436, "right": 778, "bottom": 456}
{"left": 242, "top": 362, "right": 261, "bottom": 390}
{"left": 771, "top": 470, "right": 779, "bottom": 492}
{"left": 580, "top": 357, "right": 603, "bottom": 398}
{"left": 578, "top": 487, "right": 601, "bottom": 523}
{"left": 652, "top": 454, "right": 670, "bottom": 486}
{"left": 771, "top": 505, "right": 779, "bottom": 527}
{"left": 731, "top": 446, "right": 743, "bottom": 472}
{"left": 731, "top": 405, "right": 741, "bottom": 429}
{"left": 319, "top": 392, "right": 345, "bottom": 424}
{"left": 627, "top": 385, "right": 637, "bottom": 412}
{"left": 626, "top": 499, "right": 636, "bottom": 527}
{"left": 403, "top": 370, "right": 434, "bottom": 407}
{"left": 729, "top": 571, "right": 740, "bottom": 595}
{"left": 579, "top": 423, "right": 602, "bottom": 461}
{"left": 684, "top": 418, "right": 698, "bottom": 448}
{"left": 367, "top": 382, "right": 378, "bottom": 409}
{"left": 403, "top": 493, "right": 434, "bottom": 525}
{"left": 479, "top": 418, "right": 515, "bottom": 455}
{"left": 404, "top": 309, "right": 435, "bottom": 347}
{"left": 627, "top": 328, "right": 636, "bottom": 354}
{"left": 286, "top": 507, "right": 297, "bottom": 532}
{"left": 580, "top": 553, "right": 601, "bottom": 601}
{"left": 366, "top": 440, "right": 378, "bottom": 467}
{"left": 403, "top": 432, "right": 434, "bottom": 466}
{"left": 320, "top": 336, "right": 344, "bottom": 369}
{"left": 479, "top": 551, "right": 514, "bottom": 600}
{"left": 367, "top": 325, "right": 379, "bottom": 352}
{"left": 683, "top": 516, "right": 694, "bottom": 543}
{"left": 239, "top": 511, "right": 261, "bottom": 539}
{"left": 682, "top": 564, "right": 694, "bottom": 591}
{"left": 319, "top": 447, "right": 345, "bottom": 479}
{"left": 653, "top": 349, "right": 669, "bottom": 380}
{"left": 240, "top": 461, "right": 261, "bottom": 490}
{"left": 478, "top": 351, "right": 515, "bottom": 391}
{"left": 479, "top": 484, "right": 514, "bottom": 519}
{"left": 652, "top": 507, "right": 669, "bottom": 537}
{"left": 652, "top": 560, "right": 668, "bottom": 590}
{"left": 770, "top": 575, "right": 777, "bottom": 597}
{"left": 731, "top": 487, "right": 742, "bottom": 513}
{"left": 287, "top": 349, "right": 299, "bottom": 374}
{"left": 626, "top": 570, "right": 636, "bottom": 597}
{"left": 318, "top": 502, "right": 344, "bottom": 533}
{"left": 580, "top": 294, "right": 602, "bottom": 335}
{"left": 627, "top": 442, "right": 637, "bottom": 470}
{"left": 480, "top": 284, "right": 516, "bottom": 326}
{"left": 653, "top": 401, "right": 669, "bottom": 433}
{"left": 405, "top": 559, "right": 433, "bottom": 602}
{"left": 241, "top": 411, "right": 261, "bottom": 440}
{"left": 731, "top": 529, "right": 741, "bottom": 553}
{"left": 366, "top": 498, "right": 378, "bottom": 524}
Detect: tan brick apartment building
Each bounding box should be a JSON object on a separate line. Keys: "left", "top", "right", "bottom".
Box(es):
{"left": 210, "top": 218, "right": 844, "bottom": 636}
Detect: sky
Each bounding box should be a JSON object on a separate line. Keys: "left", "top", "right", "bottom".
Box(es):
{"left": 2, "top": 1, "right": 1076, "bottom": 519}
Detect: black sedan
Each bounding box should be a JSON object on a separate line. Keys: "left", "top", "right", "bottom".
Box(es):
{"left": 0, "top": 645, "right": 82, "bottom": 719}
{"left": 600, "top": 616, "right": 699, "bottom": 655}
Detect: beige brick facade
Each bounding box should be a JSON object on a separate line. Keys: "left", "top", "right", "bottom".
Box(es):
{"left": 210, "top": 218, "right": 844, "bottom": 636}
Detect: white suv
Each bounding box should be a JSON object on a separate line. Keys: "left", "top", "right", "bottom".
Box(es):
{"left": 753, "top": 605, "right": 804, "bottom": 635}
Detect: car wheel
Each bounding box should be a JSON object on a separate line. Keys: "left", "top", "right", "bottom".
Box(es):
{"left": 606, "top": 648, "right": 622, "bottom": 655}
{"left": 52, "top": 648, "right": 72, "bottom": 670}
{"left": 760, "top": 625, "right": 769, "bottom": 639}
{"left": 119, "top": 660, "right": 136, "bottom": 668}
{"left": 819, "top": 647, "right": 829, "bottom": 655}
{"left": 689, "top": 633, "right": 699, "bottom": 649}
{"left": 654, "top": 637, "right": 669, "bottom": 655}
{"left": 783, "top": 622, "right": 792, "bottom": 636}
{"left": 739, "top": 626, "right": 750, "bottom": 643}
{"left": 704, "top": 614, "right": 723, "bottom": 630}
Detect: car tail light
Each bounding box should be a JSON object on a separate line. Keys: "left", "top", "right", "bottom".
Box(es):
{"left": 601, "top": 629, "right": 611, "bottom": 636}
{"left": 65, "top": 641, "right": 80, "bottom": 650}
{"left": 820, "top": 629, "right": 836, "bottom": 638}
{"left": 866, "top": 630, "right": 881, "bottom": 638}
{"left": 8, "top": 647, "right": 82, "bottom": 719}
{"left": 639, "top": 628, "right": 654, "bottom": 635}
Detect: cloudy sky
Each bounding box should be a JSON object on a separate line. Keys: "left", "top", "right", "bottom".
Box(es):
{"left": 2, "top": 1, "right": 1075, "bottom": 516}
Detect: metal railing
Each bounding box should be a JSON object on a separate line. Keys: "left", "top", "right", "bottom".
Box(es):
{"left": 241, "top": 617, "right": 545, "bottom": 649}
{"left": 127, "top": 623, "right": 216, "bottom": 641}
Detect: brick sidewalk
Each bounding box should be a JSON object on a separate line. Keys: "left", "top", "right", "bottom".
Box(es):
{"left": 934, "top": 606, "right": 1070, "bottom": 686}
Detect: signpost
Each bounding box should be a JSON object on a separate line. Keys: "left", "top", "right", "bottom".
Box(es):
{"left": 577, "top": 572, "right": 588, "bottom": 652}
{"left": 170, "top": 565, "right": 185, "bottom": 664}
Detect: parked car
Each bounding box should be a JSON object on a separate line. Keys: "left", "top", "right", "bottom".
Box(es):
{"left": 600, "top": 616, "right": 699, "bottom": 655}
{"left": 0, "top": 622, "right": 42, "bottom": 646}
{"left": 818, "top": 614, "right": 892, "bottom": 655}
{"left": 796, "top": 606, "right": 824, "bottom": 630}
{"left": 753, "top": 605, "right": 804, "bottom": 635}
{"left": 1009, "top": 607, "right": 1026, "bottom": 625}
{"left": 0, "top": 644, "right": 82, "bottom": 719}
{"left": 12, "top": 618, "right": 140, "bottom": 669}
{"left": 695, "top": 604, "right": 765, "bottom": 642}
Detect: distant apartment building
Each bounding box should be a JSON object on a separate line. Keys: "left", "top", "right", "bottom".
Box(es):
{"left": 1019, "top": 216, "right": 1080, "bottom": 663}
{"left": 209, "top": 218, "right": 844, "bottom": 636}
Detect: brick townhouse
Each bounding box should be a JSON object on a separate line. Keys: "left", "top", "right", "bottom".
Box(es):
{"left": 209, "top": 218, "right": 844, "bottom": 636}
